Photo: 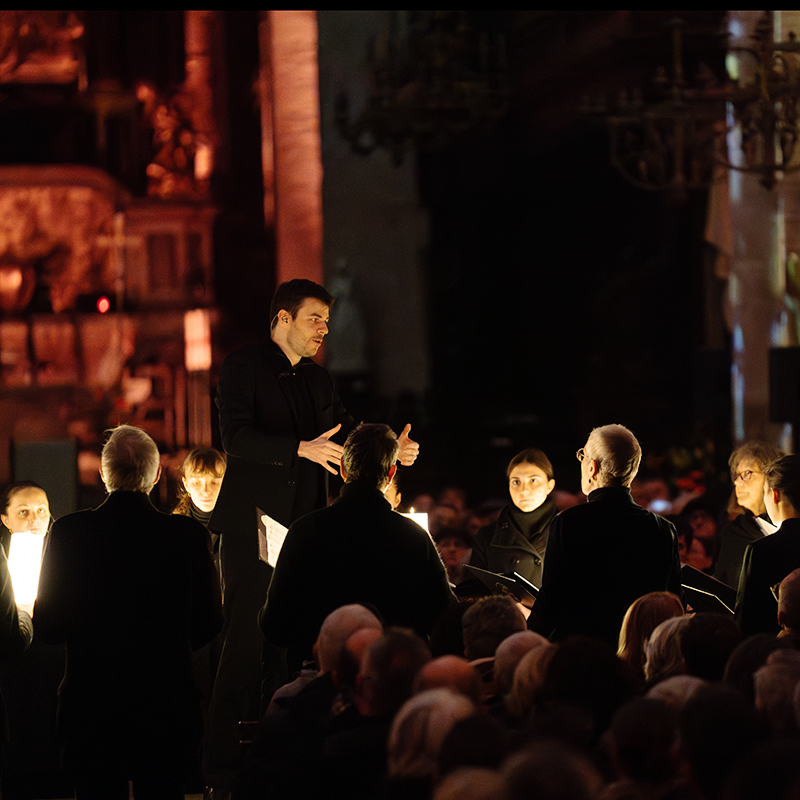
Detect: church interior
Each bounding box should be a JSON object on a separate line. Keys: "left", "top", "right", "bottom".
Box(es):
{"left": 0, "top": 9, "right": 799, "bottom": 798}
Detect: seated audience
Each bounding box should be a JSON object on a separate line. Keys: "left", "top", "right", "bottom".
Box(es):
{"left": 617, "top": 591, "right": 684, "bottom": 681}
{"left": 382, "top": 689, "right": 476, "bottom": 798}
{"left": 681, "top": 612, "right": 742, "bottom": 681}
{"left": 643, "top": 615, "right": 692, "bottom": 686}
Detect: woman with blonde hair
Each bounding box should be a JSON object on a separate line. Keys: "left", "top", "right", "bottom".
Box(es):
{"left": 617, "top": 591, "right": 684, "bottom": 680}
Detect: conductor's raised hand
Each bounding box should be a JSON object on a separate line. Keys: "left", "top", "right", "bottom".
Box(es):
{"left": 298, "top": 424, "right": 344, "bottom": 475}
{"left": 397, "top": 423, "right": 420, "bottom": 467}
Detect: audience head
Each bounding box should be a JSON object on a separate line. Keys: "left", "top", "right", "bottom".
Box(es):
{"left": 433, "top": 767, "right": 503, "bottom": 800}
{"left": 0, "top": 480, "right": 50, "bottom": 535}
{"left": 462, "top": 596, "right": 527, "bottom": 661}
{"left": 341, "top": 423, "right": 399, "bottom": 489}
{"left": 495, "top": 630, "right": 549, "bottom": 695}
{"left": 100, "top": 425, "right": 160, "bottom": 493}
{"left": 605, "top": 697, "right": 678, "bottom": 784}
{"left": 581, "top": 424, "right": 642, "bottom": 493}
{"left": 678, "top": 683, "right": 765, "bottom": 800}
{"left": 387, "top": 688, "right": 476, "bottom": 782}
{"left": 681, "top": 613, "right": 742, "bottom": 681}
{"left": 415, "top": 655, "right": 482, "bottom": 703}
{"left": 507, "top": 641, "right": 558, "bottom": 721}
{"left": 729, "top": 440, "right": 785, "bottom": 516}
{"left": 502, "top": 740, "right": 604, "bottom": 800}
{"left": 355, "top": 627, "right": 432, "bottom": 718}
{"left": 723, "top": 634, "right": 798, "bottom": 702}
{"left": 646, "top": 674, "right": 707, "bottom": 710}
{"left": 537, "top": 636, "right": 638, "bottom": 739}
{"left": 617, "top": 592, "right": 684, "bottom": 678}
{"left": 754, "top": 648, "right": 800, "bottom": 736}
{"left": 269, "top": 278, "right": 333, "bottom": 330}
{"left": 644, "top": 614, "right": 692, "bottom": 685}
{"left": 314, "top": 603, "right": 383, "bottom": 675}
{"left": 175, "top": 446, "right": 226, "bottom": 514}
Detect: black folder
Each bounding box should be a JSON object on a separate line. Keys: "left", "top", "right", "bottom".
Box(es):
{"left": 680, "top": 564, "right": 737, "bottom": 615}
{"left": 463, "top": 565, "right": 539, "bottom": 605}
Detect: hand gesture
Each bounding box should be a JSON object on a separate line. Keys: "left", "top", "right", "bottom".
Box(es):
{"left": 298, "top": 424, "right": 344, "bottom": 475}
{"left": 397, "top": 423, "right": 419, "bottom": 467}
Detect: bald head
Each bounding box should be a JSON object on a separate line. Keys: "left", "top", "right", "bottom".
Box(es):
{"left": 315, "top": 604, "right": 382, "bottom": 674}
{"left": 415, "top": 656, "right": 481, "bottom": 703}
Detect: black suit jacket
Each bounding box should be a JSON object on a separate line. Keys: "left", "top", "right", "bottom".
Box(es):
{"left": 211, "top": 340, "right": 354, "bottom": 533}
{"left": 260, "top": 482, "right": 454, "bottom": 662}
{"left": 33, "top": 491, "right": 222, "bottom": 751}
{"left": 528, "top": 487, "right": 681, "bottom": 645}
{"left": 735, "top": 517, "right": 800, "bottom": 636}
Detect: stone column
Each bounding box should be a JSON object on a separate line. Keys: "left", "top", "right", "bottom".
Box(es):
{"left": 726, "top": 10, "right": 792, "bottom": 448}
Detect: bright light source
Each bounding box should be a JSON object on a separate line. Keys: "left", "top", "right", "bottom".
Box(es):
{"left": 96, "top": 296, "right": 111, "bottom": 314}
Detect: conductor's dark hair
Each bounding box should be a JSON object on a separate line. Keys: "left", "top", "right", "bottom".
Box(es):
{"left": 342, "top": 423, "right": 398, "bottom": 488}
{"left": 764, "top": 454, "right": 800, "bottom": 512}
{"left": 0, "top": 480, "right": 46, "bottom": 515}
{"left": 506, "top": 448, "right": 554, "bottom": 481}
{"left": 270, "top": 279, "right": 333, "bottom": 329}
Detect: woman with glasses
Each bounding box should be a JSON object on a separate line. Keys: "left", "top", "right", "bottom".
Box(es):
{"left": 736, "top": 454, "right": 800, "bottom": 636}
{"left": 714, "top": 441, "right": 784, "bottom": 589}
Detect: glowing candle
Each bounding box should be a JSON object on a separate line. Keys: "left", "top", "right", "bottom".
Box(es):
{"left": 8, "top": 532, "right": 44, "bottom": 608}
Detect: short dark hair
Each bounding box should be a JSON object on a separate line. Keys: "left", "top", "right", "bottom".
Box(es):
{"left": 270, "top": 279, "right": 333, "bottom": 329}
{"left": 462, "top": 595, "right": 526, "bottom": 660}
{"left": 342, "top": 423, "right": 399, "bottom": 488}
{"left": 507, "top": 448, "right": 554, "bottom": 481}
{"left": 764, "top": 454, "right": 800, "bottom": 511}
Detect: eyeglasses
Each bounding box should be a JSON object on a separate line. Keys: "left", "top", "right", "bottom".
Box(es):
{"left": 576, "top": 448, "right": 586, "bottom": 463}
{"left": 733, "top": 469, "right": 762, "bottom": 484}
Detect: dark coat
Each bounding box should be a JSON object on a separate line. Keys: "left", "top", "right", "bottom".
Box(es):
{"left": 469, "top": 499, "right": 556, "bottom": 588}
{"left": 528, "top": 487, "right": 681, "bottom": 646}
{"left": 33, "top": 491, "right": 222, "bottom": 785}
{"left": 714, "top": 512, "right": 770, "bottom": 589}
{"left": 204, "top": 340, "right": 355, "bottom": 787}
{"left": 735, "top": 517, "right": 800, "bottom": 636}
{"left": 211, "top": 340, "right": 354, "bottom": 534}
{"left": 260, "top": 482, "right": 454, "bottom": 663}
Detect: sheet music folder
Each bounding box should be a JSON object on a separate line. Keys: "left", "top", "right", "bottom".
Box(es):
{"left": 680, "top": 564, "right": 737, "bottom": 615}
{"left": 463, "top": 565, "right": 539, "bottom": 605}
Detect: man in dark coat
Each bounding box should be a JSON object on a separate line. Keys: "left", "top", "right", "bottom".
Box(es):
{"left": 529, "top": 424, "right": 681, "bottom": 646}
{"left": 260, "top": 423, "right": 453, "bottom": 669}
{"left": 33, "top": 425, "right": 222, "bottom": 800}
{"left": 206, "top": 279, "right": 419, "bottom": 790}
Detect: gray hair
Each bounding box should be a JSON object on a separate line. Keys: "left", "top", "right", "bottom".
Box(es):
{"left": 586, "top": 424, "right": 642, "bottom": 488}
{"left": 101, "top": 425, "right": 160, "bottom": 493}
